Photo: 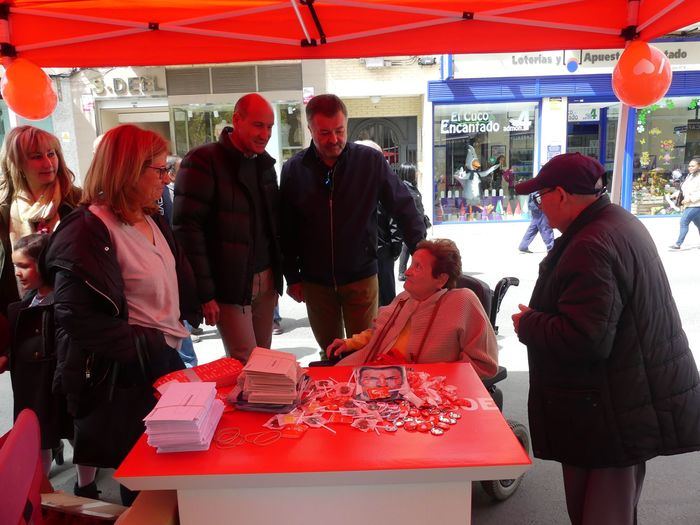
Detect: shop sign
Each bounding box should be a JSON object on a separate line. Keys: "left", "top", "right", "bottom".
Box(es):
{"left": 568, "top": 107, "right": 599, "bottom": 122}
{"left": 453, "top": 42, "right": 700, "bottom": 78}
{"left": 440, "top": 110, "right": 532, "bottom": 134}
{"left": 88, "top": 68, "right": 167, "bottom": 97}
{"left": 440, "top": 111, "right": 498, "bottom": 134}
{"left": 503, "top": 110, "right": 532, "bottom": 131}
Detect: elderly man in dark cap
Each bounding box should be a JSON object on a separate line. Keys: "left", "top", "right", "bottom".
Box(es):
{"left": 511, "top": 153, "right": 700, "bottom": 525}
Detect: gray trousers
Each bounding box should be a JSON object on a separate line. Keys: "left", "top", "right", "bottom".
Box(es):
{"left": 562, "top": 462, "right": 646, "bottom": 525}
{"left": 217, "top": 268, "right": 277, "bottom": 363}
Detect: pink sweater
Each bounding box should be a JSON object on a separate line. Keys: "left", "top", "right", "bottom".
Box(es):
{"left": 339, "top": 288, "right": 498, "bottom": 378}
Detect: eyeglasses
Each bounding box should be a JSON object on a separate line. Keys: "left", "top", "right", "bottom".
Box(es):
{"left": 533, "top": 187, "right": 557, "bottom": 208}
{"left": 149, "top": 166, "right": 170, "bottom": 177}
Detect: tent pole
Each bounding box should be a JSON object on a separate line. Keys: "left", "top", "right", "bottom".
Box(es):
{"left": 638, "top": 0, "right": 685, "bottom": 32}
{"left": 16, "top": 29, "right": 144, "bottom": 53}
{"left": 482, "top": 0, "right": 582, "bottom": 16}
{"left": 610, "top": 103, "right": 629, "bottom": 205}
{"left": 290, "top": 0, "right": 314, "bottom": 45}
{"left": 611, "top": 0, "right": 640, "bottom": 206}
{"left": 0, "top": 5, "right": 12, "bottom": 67}
{"left": 475, "top": 15, "right": 618, "bottom": 35}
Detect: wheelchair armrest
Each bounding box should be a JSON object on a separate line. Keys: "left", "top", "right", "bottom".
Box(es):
{"left": 308, "top": 360, "right": 336, "bottom": 367}
{"left": 490, "top": 277, "right": 520, "bottom": 330}
{"left": 482, "top": 366, "right": 508, "bottom": 389}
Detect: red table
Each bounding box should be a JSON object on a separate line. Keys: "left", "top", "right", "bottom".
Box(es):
{"left": 115, "top": 363, "right": 531, "bottom": 524}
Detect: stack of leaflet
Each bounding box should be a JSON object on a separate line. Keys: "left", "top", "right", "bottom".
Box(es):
{"left": 232, "top": 348, "right": 307, "bottom": 412}
{"left": 144, "top": 381, "right": 224, "bottom": 453}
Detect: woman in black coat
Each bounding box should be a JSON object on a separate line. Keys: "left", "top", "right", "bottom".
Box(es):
{"left": 44, "top": 125, "right": 201, "bottom": 505}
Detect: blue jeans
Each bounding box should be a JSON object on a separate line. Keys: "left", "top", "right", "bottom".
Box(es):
{"left": 675, "top": 207, "right": 700, "bottom": 246}
{"left": 519, "top": 214, "right": 554, "bottom": 251}
{"left": 178, "top": 320, "right": 198, "bottom": 368}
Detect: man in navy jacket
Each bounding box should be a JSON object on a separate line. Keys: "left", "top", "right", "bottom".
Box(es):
{"left": 280, "top": 94, "right": 425, "bottom": 356}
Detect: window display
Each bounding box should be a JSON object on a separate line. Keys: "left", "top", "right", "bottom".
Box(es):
{"left": 632, "top": 97, "right": 700, "bottom": 216}
{"left": 278, "top": 103, "right": 303, "bottom": 162}
{"left": 433, "top": 102, "right": 538, "bottom": 223}
{"left": 567, "top": 102, "right": 619, "bottom": 173}
{"left": 171, "top": 104, "right": 233, "bottom": 156}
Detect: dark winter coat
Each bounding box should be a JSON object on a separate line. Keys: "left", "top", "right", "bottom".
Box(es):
{"left": 280, "top": 142, "right": 425, "bottom": 287}
{"left": 518, "top": 195, "right": 700, "bottom": 468}
{"left": 403, "top": 180, "right": 430, "bottom": 229}
{"left": 173, "top": 128, "right": 283, "bottom": 305}
{"left": 44, "top": 207, "right": 200, "bottom": 416}
{"left": 7, "top": 291, "right": 72, "bottom": 449}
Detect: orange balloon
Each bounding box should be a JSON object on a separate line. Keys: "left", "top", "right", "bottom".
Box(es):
{"left": 612, "top": 41, "right": 672, "bottom": 109}
{"left": 1, "top": 58, "right": 58, "bottom": 120}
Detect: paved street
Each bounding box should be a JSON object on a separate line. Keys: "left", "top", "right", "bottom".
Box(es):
{"left": 1, "top": 215, "right": 699, "bottom": 522}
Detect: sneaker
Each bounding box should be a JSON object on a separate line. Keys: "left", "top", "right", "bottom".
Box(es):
{"left": 272, "top": 321, "right": 284, "bottom": 335}
{"left": 519, "top": 248, "right": 533, "bottom": 253}
{"left": 669, "top": 244, "right": 681, "bottom": 250}
{"left": 74, "top": 481, "right": 101, "bottom": 499}
{"left": 190, "top": 333, "right": 201, "bottom": 343}
{"left": 191, "top": 326, "right": 204, "bottom": 336}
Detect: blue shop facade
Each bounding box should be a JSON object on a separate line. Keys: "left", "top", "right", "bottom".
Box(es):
{"left": 426, "top": 45, "right": 700, "bottom": 224}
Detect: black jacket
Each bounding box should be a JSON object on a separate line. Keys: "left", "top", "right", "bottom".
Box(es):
{"left": 519, "top": 195, "right": 700, "bottom": 468}
{"left": 43, "top": 206, "right": 200, "bottom": 417}
{"left": 173, "top": 128, "right": 283, "bottom": 305}
{"left": 7, "top": 291, "right": 72, "bottom": 448}
{"left": 280, "top": 142, "right": 425, "bottom": 286}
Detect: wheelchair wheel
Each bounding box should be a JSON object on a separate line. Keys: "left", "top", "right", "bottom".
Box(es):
{"left": 480, "top": 420, "right": 531, "bottom": 501}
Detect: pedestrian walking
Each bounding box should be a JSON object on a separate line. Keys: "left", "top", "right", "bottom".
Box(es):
{"left": 518, "top": 193, "right": 554, "bottom": 253}
{"left": 670, "top": 156, "right": 700, "bottom": 249}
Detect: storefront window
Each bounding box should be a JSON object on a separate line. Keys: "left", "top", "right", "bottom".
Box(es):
{"left": 567, "top": 102, "right": 619, "bottom": 173}
{"left": 171, "top": 105, "right": 233, "bottom": 156}
{"left": 433, "top": 102, "right": 538, "bottom": 223}
{"left": 632, "top": 97, "right": 700, "bottom": 216}
{"left": 278, "top": 103, "right": 303, "bottom": 162}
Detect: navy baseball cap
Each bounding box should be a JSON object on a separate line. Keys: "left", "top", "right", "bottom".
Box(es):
{"left": 515, "top": 153, "right": 606, "bottom": 195}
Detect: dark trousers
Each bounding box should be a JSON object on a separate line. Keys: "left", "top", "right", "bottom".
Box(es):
{"left": 562, "top": 463, "right": 646, "bottom": 525}
{"left": 519, "top": 214, "right": 555, "bottom": 251}
{"left": 377, "top": 255, "right": 396, "bottom": 307}
{"left": 303, "top": 275, "right": 378, "bottom": 355}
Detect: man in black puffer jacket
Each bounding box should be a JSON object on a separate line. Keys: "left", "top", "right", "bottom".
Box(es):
{"left": 173, "top": 93, "right": 282, "bottom": 363}
{"left": 512, "top": 153, "right": 700, "bottom": 525}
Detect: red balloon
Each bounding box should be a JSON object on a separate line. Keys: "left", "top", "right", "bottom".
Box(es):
{"left": 1, "top": 58, "right": 58, "bottom": 120}
{"left": 612, "top": 41, "right": 672, "bottom": 109}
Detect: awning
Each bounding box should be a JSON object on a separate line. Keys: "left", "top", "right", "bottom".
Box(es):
{"left": 1, "top": 0, "right": 697, "bottom": 68}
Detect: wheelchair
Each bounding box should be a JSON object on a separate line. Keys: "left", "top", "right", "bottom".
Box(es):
{"left": 310, "top": 274, "right": 531, "bottom": 501}
{"left": 457, "top": 274, "right": 531, "bottom": 501}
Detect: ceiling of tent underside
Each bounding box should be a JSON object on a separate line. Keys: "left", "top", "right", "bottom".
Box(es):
{"left": 2, "top": 0, "right": 698, "bottom": 67}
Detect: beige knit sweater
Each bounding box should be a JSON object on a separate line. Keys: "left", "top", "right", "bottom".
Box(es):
{"left": 339, "top": 288, "right": 499, "bottom": 378}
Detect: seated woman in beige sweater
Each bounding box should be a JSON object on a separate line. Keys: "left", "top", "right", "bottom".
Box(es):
{"left": 330, "top": 239, "right": 498, "bottom": 378}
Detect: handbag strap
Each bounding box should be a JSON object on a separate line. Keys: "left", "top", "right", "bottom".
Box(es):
{"left": 365, "top": 299, "right": 408, "bottom": 363}
{"left": 411, "top": 290, "right": 450, "bottom": 363}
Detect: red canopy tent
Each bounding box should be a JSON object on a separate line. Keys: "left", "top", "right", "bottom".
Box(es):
{"left": 0, "top": 0, "right": 696, "bottom": 68}
{"left": 0, "top": 0, "right": 697, "bottom": 202}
